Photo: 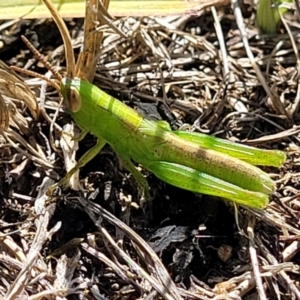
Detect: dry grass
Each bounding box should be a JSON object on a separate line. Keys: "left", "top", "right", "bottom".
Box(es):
{"left": 0, "top": 2, "right": 300, "bottom": 300}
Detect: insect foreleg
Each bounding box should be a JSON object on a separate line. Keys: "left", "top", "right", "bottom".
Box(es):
{"left": 73, "top": 129, "right": 88, "bottom": 142}
{"left": 61, "top": 129, "right": 88, "bottom": 142}
{"left": 119, "top": 155, "right": 151, "bottom": 201}
{"left": 47, "top": 137, "right": 107, "bottom": 195}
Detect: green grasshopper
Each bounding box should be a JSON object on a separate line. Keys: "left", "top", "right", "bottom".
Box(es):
{"left": 51, "top": 77, "right": 285, "bottom": 208}
{"left": 17, "top": 1, "right": 286, "bottom": 209}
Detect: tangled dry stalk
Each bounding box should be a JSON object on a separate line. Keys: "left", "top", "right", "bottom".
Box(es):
{"left": 0, "top": 1, "right": 300, "bottom": 299}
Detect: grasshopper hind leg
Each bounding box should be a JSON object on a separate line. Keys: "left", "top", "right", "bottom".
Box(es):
{"left": 173, "top": 130, "right": 286, "bottom": 167}
{"left": 147, "top": 161, "right": 270, "bottom": 208}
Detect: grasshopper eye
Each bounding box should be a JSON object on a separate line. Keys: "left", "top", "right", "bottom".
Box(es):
{"left": 66, "top": 86, "right": 82, "bottom": 113}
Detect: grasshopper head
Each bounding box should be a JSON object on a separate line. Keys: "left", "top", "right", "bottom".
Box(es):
{"left": 60, "top": 77, "right": 82, "bottom": 113}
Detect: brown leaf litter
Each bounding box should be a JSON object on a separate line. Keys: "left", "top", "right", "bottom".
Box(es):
{"left": 0, "top": 3, "right": 300, "bottom": 300}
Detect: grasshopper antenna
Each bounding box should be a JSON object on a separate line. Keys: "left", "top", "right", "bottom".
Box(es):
{"left": 10, "top": 66, "right": 60, "bottom": 91}
{"left": 10, "top": 35, "right": 61, "bottom": 91}
{"left": 21, "top": 35, "right": 62, "bottom": 82}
